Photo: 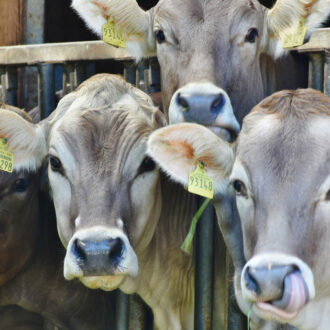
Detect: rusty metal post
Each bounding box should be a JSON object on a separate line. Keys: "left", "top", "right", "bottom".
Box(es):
{"left": 124, "top": 61, "right": 136, "bottom": 85}
{"left": 0, "top": 66, "right": 6, "bottom": 103}
{"left": 308, "top": 53, "right": 324, "bottom": 91}
{"left": 5, "top": 66, "right": 18, "bottom": 106}
{"left": 116, "top": 291, "right": 129, "bottom": 330}
{"left": 149, "top": 58, "right": 161, "bottom": 93}
{"left": 38, "top": 63, "right": 55, "bottom": 119}
{"left": 62, "top": 63, "right": 77, "bottom": 95}
{"left": 326, "top": 53, "right": 330, "bottom": 97}
{"left": 136, "top": 59, "right": 149, "bottom": 91}
{"left": 194, "top": 200, "right": 215, "bottom": 330}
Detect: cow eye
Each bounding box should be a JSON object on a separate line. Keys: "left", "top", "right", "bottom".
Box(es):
{"left": 13, "top": 178, "right": 29, "bottom": 193}
{"left": 49, "top": 156, "right": 62, "bottom": 172}
{"left": 138, "top": 157, "right": 156, "bottom": 175}
{"left": 154, "top": 30, "right": 166, "bottom": 44}
{"left": 245, "top": 28, "right": 259, "bottom": 43}
{"left": 326, "top": 190, "right": 330, "bottom": 201}
{"left": 232, "top": 179, "right": 247, "bottom": 197}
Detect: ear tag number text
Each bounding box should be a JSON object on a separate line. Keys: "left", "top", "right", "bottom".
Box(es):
{"left": 0, "top": 138, "right": 14, "bottom": 173}
{"left": 102, "top": 18, "right": 127, "bottom": 48}
{"left": 188, "top": 162, "right": 214, "bottom": 199}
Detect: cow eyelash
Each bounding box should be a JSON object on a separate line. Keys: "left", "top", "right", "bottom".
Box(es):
{"left": 137, "top": 157, "right": 156, "bottom": 175}
{"left": 48, "top": 155, "right": 63, "bottom": 173}
{"left": 154, "top": 29, "right": 166, "bottom": 44}
{"left": 245, "top": 27, "right": 259, "bottom": 43}
{"left": 232, "top": 179, "right": 248, "bottom": 197}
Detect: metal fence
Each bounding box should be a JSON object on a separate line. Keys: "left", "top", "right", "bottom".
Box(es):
{"left": 0, "top": 27, "right": 328, "bottom": 330}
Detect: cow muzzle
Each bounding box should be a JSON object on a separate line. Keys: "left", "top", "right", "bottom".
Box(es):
{"left": 168, "top": 82, "right": 240, "bottom": 142}
{"left": 64, "top": 226, "right": 138, "bottom": 291}
{"left": 241, "top": 254, "right": 315, "bottom": 322}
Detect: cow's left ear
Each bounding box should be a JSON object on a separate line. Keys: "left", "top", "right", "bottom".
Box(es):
{"left": 265, "top": 0, "right": 330, "bottom": 58}
{"left": 0, "top": 109, "right": 47, "bottom": 172}
{"left": 71, "top": 0, "right": 156, "bottom": 61}
{"left": 147, "top": 123, "right": 235, "bottom": 190}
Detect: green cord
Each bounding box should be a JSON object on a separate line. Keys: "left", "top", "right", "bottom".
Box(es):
{"left": 181, "top": 198, "right": 211, "bottom": 255}
{"left": 247, "top": 304, "right": 253, "bottom": 330}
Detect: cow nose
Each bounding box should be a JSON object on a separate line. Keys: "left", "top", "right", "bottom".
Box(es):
{"left": 72, "top": 238, "right": 124, "bottom": 276}
{"left": 169, "top": 83, "right": 240, "bottom": 142}
{"left": 177, "top": 92, "right": 226, "bottom": 124}
{"left": 243, "top": 265, "right": 295, "bottom": 301}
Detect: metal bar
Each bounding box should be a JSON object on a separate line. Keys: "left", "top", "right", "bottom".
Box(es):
{"left": 38, "top": 63, "right": 55, "bottom": 119}
{"left": 326, "top": 54, "right": 330, "bottom": 97}
{"left": 0, "top": 66, "right": 5, "bottom": 103}
{"left": 62, "top": 63, "right": 76, "bottom": 95}
{"left": 116, "top": 291, "right": 129, "bottom": 330}
{"left": 137, "top": 59, "right": 149, "bottom": 91}
{"left": 0, "top": 41, "right": 130, "bottom": 66}
{"left": 124, "top": 62, "right": 136, "bottom": 85}
{"left": 5, "top": 67, "right": 18, "bottom": 106}
{"left": 26, "top": 0, "right": 45, "bottom": 44}
{"left": 75, "top": 62, "right": 88, "bottom": 86}
{"left": 308, "top": 53, "right": 325, "bottom": 91}
{"left": 129, "top": 295, "right": 147, "bottom": 330}
{"left": 149, "top": 58, "right": 161, "bottom": 93}
{"left": 194, "top": 200, "right": 215, "bottom": 330}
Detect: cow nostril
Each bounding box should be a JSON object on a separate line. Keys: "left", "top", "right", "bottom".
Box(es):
{"left": 244, "top": 266, "right": 260, "bottom": 295}
{"left": 73, "top": 238, "right": 87, "bottom": 262}
{"left": 108, "top": 238, "right": 124, "bottom": 262}
{"left": 211, "top": 93, "right": 225, "bottom": 114}
{"left": 177, "top": 93, "right": 189, "bottom": 110}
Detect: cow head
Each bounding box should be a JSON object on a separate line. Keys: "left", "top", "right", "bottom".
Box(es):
{"left": 0, "top": 74, "right": 166, "bottom": 291}
{"left": 71, "top": 0, "right": 329, "bottom": 129}
{"left": 231, "top": 89, "right": 330, "bottom": 328}
{"left": 0, "top": 107, "right": 41, "bottom": 286}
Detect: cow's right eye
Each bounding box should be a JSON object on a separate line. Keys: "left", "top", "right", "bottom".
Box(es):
{"left": 49, "top": 156, "right": 62, "bottom": 172}
{"left": 232, "top": 179, "right": 247, "bottom": 197}
{"left": 155, "top": 30, "right": 166, "bottom": 44}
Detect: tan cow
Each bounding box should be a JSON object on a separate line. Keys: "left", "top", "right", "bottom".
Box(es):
{"left": 71, "top": 0, "right": 329, "bottom": 128}
{"left": 148, "top": 89, "right": 330, "bottom": 329}
{"left": 0, "top": 74, "right": 236, "bottom": 329}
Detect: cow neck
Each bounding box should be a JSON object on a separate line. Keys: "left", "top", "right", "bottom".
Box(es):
{"left": 128, "top": 172, "right": 199, "bottom": 329}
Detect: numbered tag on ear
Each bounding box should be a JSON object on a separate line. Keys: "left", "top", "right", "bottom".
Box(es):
{"left": 188, "top": 162, "right": 214, "bottom": 199}
{"left": 102, "top": 18, "right": 127, "bottom": 48}
{"left": 283, "top": 18, "right": 307, "bottom": 48}
{"left": 0, "top": 138, "right": 14, "bottom": 173}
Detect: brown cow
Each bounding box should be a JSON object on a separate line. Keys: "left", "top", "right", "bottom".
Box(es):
{"left": 0, "top": 75, "right": 232, "bottom": 329}
{"left": 147, "top": 89, "right": 330, "bottom": 329}
{"left": 0, "top": 106, "right": 114, "bottom": 330}
{"left": 71, "top": 0, "right": 329, "bottom": 130}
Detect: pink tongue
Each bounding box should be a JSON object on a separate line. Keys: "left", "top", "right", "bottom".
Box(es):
{"left": 285, "top": 271, "right": 307, "bottom": 313}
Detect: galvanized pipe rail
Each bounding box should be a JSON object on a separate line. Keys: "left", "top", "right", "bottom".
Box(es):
{"left": 295, "top": 28, "right": 330, "bottom": 95}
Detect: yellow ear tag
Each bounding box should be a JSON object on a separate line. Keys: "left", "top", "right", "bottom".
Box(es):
{"left": 0, "top": 138, "right": 14, "bottom": 173}
{"left": 188, "top": 162, "right": 214, "bottom": 199}
{"left": 102, "top": 17, "right": 127, "bottom": 48}
{"left": 283, "top": 18, "right": 307, "bottom": 49}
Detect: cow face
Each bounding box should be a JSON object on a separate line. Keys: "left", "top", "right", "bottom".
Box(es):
{"left": 0, "top": 75, "right": 165, "bottom": 291}
{"left": 49, "top": 108, "right": 162, "bottom": 290}
{"left": 231, "top": 90, "right": 330, "bottom": 328}
{"left": 71, "top": 0, "right": 330, "bottom": 131}
{"left": 0, "top": 107, "right": 41, "bottom": 286}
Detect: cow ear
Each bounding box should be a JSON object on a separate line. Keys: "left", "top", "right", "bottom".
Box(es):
{"left": 0, "top": 109, "right": 47, "bottom": 172}
{"left": 71, "top": 0, "right": 156, "bottom": 61}
{"left": 265, "top": 0, "right": 330, "bottom": 58}
{"left": 147, "top": 123, "right": 235, "bottom": 189}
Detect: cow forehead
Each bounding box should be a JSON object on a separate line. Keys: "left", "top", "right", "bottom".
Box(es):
{"left": 155, "top": 0, "right": 263, "bottom": 33}
{"left": 237, "top": 114, "right": 330, "bottom": 204}
{"left": 50, "top": 107, "right": 152, "bottom": 180}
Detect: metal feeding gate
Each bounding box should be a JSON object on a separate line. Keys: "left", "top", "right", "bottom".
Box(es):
{"left": 0, "top": 27, "right": 328, "bottom": 330}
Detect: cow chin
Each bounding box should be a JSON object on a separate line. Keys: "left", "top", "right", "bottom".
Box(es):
{"left": 80, "top": 275, "right": 125, "bottom": 291}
